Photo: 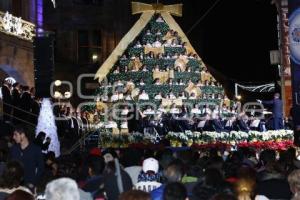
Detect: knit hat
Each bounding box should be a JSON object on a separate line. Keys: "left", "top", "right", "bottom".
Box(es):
{"left": 142, "top": 157, "right": 159, "bottom": 173}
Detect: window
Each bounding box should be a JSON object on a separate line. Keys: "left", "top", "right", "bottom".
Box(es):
{"left": 78, "top": 30, "right": 102, "bottom": 64}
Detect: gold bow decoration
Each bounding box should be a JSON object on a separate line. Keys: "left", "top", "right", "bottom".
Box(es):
{"left": 132, "top": 2, "right": 183, "bottom": 17}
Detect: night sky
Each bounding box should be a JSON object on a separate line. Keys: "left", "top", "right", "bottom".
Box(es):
{"left": 139, "top": 0, "right": 279, "bottom": 100}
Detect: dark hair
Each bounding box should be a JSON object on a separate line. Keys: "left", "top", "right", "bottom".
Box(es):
{"left": 36, "top": 132, "right": 46, "bottom": 139}
{"left": 164, "top": 159, "right": 184, "bottom": 183}
{"left": 119, "top": 190, "right": 150, "bottom": 200}
{"left": 13, "top": 125, "right": 26, "bottom": 135}
{"left": 45, "top": 152, "right": 56, "bottom": 163}
{"left": 260, "top": 149, "right": 276, "bottom": 165}
{"left": 87, "top": 156, "right": 105, "bottom": 175}
{"left": 6, "top": 190, "right": 34, "bottom": 200}
{"left": 13, "top": 124, "right": 31, "bottom": 140}
{"left": 0, "top": 160, "right": 24, "bottom": 189}
{"left": 210, "top": 193, "right": 237, "bottom": 200}
{"left": 163, "top": 182, "right": 187, "bottom": 200}
{"left": 204, "top": 168, "right": 224, "bottom": 188}
{"left": 12, "top": 83, "right": 19, "bottom": 88}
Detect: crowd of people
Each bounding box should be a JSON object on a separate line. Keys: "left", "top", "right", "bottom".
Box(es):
{"left": 0, "top": 124, "right": 298, "bottom": 200}
{"left": 1, "top": 79, "right": 40, "bottom": 125}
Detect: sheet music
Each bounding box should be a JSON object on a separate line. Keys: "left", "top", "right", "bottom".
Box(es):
{"left": 198, "top": 120, "right": 206, "bottom": 128}
{"left": 225, "top": 120, "right": 232, "bottom": 127}
{"left": 250, "top": 119, "right": 260, "bottom": 127}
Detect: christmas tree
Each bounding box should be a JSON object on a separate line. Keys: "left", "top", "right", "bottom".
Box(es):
{"left": 93, "top": 2, "right": 230, "bottom": 135}
{"left": 36, "top": 98, "right": 60, "bottom": 157}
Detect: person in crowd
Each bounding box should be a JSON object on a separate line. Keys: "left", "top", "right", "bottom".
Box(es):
{"left": 134, "top": 157, "right": 161, "bottom": 192}
{"left": 11, "top": 82, "right": 21, "bottom": 124}
{"left": 135, "top": 41, "right": 142, "bottom": 48}
{"left": 154, "top": 92, "right": 163, "bottom": 100}
{"left": 163, "top": 182, "right": 187, "bottom": 200}
{"left": 0, "top": 160, "right": 32, "bottom": 199}
{"left": 141, "top": 65, "right": 148, "bottom": 72}
{"left": 5, "top": 190, "right": 34, "bottom": 200}
{"left": 154, "top": 78, "right": 162, "bottom": 85}
{"left": 151, "top": 159, "right": 185, "bottom": 200}
{"left": 288, "top": 169, "right": 300, "bottom": 200}
{"left": 156, "top": 15, "right": 165, "bottom": 23}
{"left": 189, "top": 93, "right": 197, "bottom": 100}
{"left": 111, "top": 91, "right": 120, "bottom": 102}
{"left": 45, "top": 177, "right": 80, "bottom": 200}
{"left": 138, "top": 90, "right": 149, "bottom": 101}
{"left": 178, "top": 92, "right": 187, "bottom": 100}
{"left": 31, "top": 97, "right": 40, "bottom": 125}
{"left": 153, "top": 38, "right": 162, "bottom": 48}
{"left": 255, "top": 149, "right": 292, "bottom": 199}
{"left": 119, "top": 190, "right": 151, "bottom": 200}
{"left": 69, "top": 111, "right": 80, "bottom": 144}
{"left": 103, "top": 160, "right": 133, "bottom": 200}
{"left": 81, "top": 156, "right": 105, "bottom": 199}
{"left": 192, "top": 168, "right": 231, "bottom": 200}
{"left": 139, "top": 79, "right": 145, "bottom": 86}
{"left": 41, "top": 137, "right": 51, "bottom": 153}
{"left": 168, "top": 91, "right": 176, "bottom": 100}
{"left": 34, "top": 131, "right": 46, "bottom": 148}
{"left": 258, "top": 93, "right": 283, "bottom": 130}
{"left": 114, "top": 66, "right": 120, "bottom": 74}
{"left": 143, "top": 106, "right": 155, "bottom": 116}
{"left": 120, "top": 54, "right": 127, "bottom": 60}
{"left": 123, "top": 148, "right": 143, "bottom": 186}
{"left": 105, "top": 116, "right": 118, "bottom": 129}
{"left": 211, "top": 114, "right": 224, "bottom": 133}
{"left": 235, "top": 113, "right": 250, "bottom": 132}
{"left": 169, "top": 104, "right": 180, "bottom": 115}
{"left": 1, "top": 80, "right": 12, "bottom": 123}
{"left": 19, "top": 86, "right": 31, "bottom": 123}
{"left": 9, "top": 125, "right": 44, "bottom": 189}
{"left": 44, "top": 151, "right": 58, "bottom": 178}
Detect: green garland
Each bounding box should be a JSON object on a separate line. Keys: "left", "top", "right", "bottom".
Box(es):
{"left": 200, "top": 86, "right": 224, "bottom": 94}
{"left": 165, "top": 47, "right": 186, "bottom": 55}
{"left": 108, "top": 71, "right": 153, "bottom": 84}
{"left": 83, "top": 99, "right": 221, "bottom": 114}
{"left": 149, "top": 20, "right": 170, "bottom": 35}
{"left": 142, "top": 34, "right": 164, "bottom": 44}
{"left": 128, "top": 47, "right": 143, "bottom": 56}
{"left": 118, "top": 58, "right": 203, "bottom": 73}
{"left": 173, "top": 72, "right": 200, "bottom": 82}
{"left": 81, "top": 104, "right": 96, "bottom": 112}
{"left": 187, "top": 59, "right": 203, "bottom": 71}
{"left": 95, "top": 84, "right": 224, "bottom": 97}
{"left": 119, "top": 59, "right": 130, "bottom": 67}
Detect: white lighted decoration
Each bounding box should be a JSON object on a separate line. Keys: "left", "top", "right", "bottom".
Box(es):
{"left": 235, "top": 83, "right": 275, "bottom": 97}
{"left": 0, "top": 11, "right": 35, "bottom": 41}
{"left": 51, "top": 0, "right": 56, "bottom": 8}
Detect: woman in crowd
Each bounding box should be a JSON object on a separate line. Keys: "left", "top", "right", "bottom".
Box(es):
{"left": 0, "top": 161, "right": 32, "bottom": 200}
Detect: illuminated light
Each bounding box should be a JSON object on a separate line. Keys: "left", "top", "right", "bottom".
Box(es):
{"left": 54, "top": 80, "right": 61, "bottom": 86}
{"left": 236, "top": 95, "right": 242, "bottom": 100}
{"left": 92, "top": 54, "right": 98, "bottom": 61}
{"left": 54, "top": 91, "right": 62, "bottom": 99}
{"left": 64, "top": 91, "right": 72, "bottom": 99}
